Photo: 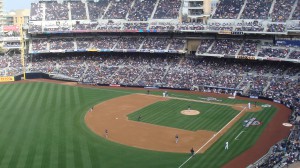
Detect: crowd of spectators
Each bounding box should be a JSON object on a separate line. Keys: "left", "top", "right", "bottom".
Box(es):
{"left": 208, "top": 39, "right": 242, "bottom": 55}
{"left": 30, "top": 36, "right": 189, "bottom": 52}
{"left": 70, "top": 1, "right": 87, "bottom": 20}
{"left": 104, "top": 0, "right": 132, "bottom": 19}
{"left": 258, "top": 48, "right": 290, "bottom": 58}
{"left": 92, "top": 37, "right": 119, "bottom": 49}
{"left": 241, "top": 0, "right": 273, "bottom": 19}
{"left": 142, "top": 37, "right": 170, "bottom": 50}
{"left": 238, "top": 40, "right": 259, "bottom": 56}
{"left": 256, "top": 129, "right": 300, "bottom": 168}
{"left": 28, "top": 0, "right": 300, "bottom": 34}
{"left": 45, "top": 2, "right": 69, "bottom": 20}
{"left": 292, "top": 1, "right": 300, "bottom": 20}
{"left": 49, "top": 39, "right": 74, "bottom": 50}
{"left": 30, "top": 37, "right": 300, "bottom": 61}
{"left": 169, "top": 39, "right": 186, "bottom": 51}
{"left": 77, "top": 38, "right": 92, "bottom": 50}
{"left": 196, "top": 39, "right": 214, "bottom": 54}
{"left": 32, "top": 39, "right": 48, "bottom": 51}
{"left": 289, "top": 51, "right": 300, "bottom": 59}
{"left": 212, "top": 0, "right": 244, "bottom": 19}
{"left": 267, "top": 23, "right": 286, "bottom": 32}
{"left": 127, "top": 0, "right": 156, "bottom": 21}
{"left": 115, "top": 37, "right": 144, "bottom": 49}
{"left": 153, "top": 0, "right": 181, "bottom": 19}
{"left": 87, "top": 1, "right": 109, "bottom": 21}
{"left": 30, "top": 3, "right": 43, "bottom": 21}
{"left": 1, "top": 54, "right": 299, "bottom": 110}
{"left": 271, "top": 0, "right": 296, "bottom": 22}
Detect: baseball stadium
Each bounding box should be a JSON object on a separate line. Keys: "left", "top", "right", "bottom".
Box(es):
{"left": 0, "top": 0, "right": 299, "bottom": 168}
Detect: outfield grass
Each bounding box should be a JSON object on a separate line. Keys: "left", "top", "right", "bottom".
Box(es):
{"left": 0, "top": 82, "right": 277, "bottom": 168}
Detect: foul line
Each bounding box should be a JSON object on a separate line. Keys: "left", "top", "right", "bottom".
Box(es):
{"left": 178, "top": 107, "right": 247, "bottom": 168}
{"left": 235, "top": 131, "right": 246, "bottom": 140}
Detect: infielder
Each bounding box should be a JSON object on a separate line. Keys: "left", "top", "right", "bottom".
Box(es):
{"left": 190, "top": 148, "right": 195, "bottom": 156}
{"left": 248, "top": 102, "right": 251, "bottom": 109}
{"left": 105, "top": 129, "right": 108, "bottom": 138}
{"left": 175, "top": 134, "right": 179, "bottom": 143}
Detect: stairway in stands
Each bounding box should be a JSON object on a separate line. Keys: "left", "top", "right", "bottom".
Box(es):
{"left": 150, "top": 0, "right": 160, "bottom": 19}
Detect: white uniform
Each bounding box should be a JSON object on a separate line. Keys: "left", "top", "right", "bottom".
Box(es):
{"left": 225, "top": 141, "right": 229, "bottom": 150}
{"left": 248, "top": 102, "right": 251, "bottom": 109}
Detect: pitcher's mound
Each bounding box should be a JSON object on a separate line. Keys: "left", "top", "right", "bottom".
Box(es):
{"left": 181, "top": 110, "right": 200, "bottom": 115}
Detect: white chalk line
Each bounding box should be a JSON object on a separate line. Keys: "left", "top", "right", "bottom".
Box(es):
{"left": 235, "top": 131, "right": 246, "bottom": 141}
{"left": 178, "top": 107, "right": 247, "bottom": 168}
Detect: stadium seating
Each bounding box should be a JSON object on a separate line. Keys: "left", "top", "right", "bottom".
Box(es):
{"left": 212, "top": 0, "right": 244, "bottom": 19}
{"left": 241, "top": 0, "right": 273, "bottom": 19}
{"left": 45, "top": 2, "right": 69, "bottom": 20}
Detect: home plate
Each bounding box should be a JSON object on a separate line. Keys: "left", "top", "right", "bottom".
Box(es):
{"left": 282, "top": 123, "right": 292, "bottom": 127}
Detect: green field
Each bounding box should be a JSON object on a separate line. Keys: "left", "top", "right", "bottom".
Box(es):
{"left": 128, "top": 100, "right": 240, "bottom": 131}
{"left": 0, "top": 82, "right": 277, "bottom": 168}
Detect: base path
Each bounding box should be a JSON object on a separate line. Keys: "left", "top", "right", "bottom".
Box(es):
{"left": 85, "top": 94, "right": 216, "bottom": 153}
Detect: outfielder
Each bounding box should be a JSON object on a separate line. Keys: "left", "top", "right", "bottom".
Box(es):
{"left": 225, "top": 141, "right": 229, "bottom": 150}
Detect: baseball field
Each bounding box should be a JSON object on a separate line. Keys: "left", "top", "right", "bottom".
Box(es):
{"left": 0, "top": 80, "right": 291, "bottom": 168}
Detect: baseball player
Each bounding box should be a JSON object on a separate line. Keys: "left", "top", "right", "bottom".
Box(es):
{"left": 138, "top": 114, "right": 142, "bottom": 121}
{"left": 225, "top": 141, "right": 229, "bottom": 150}
{"left": 175, "top": 134, "right": 179, "bottom": 144}
{"left": 105, "top": 129, "right": 108, "bottom": 138}
{"left": 190, "top": 148, "right": 195, "bottom": 156}
{"left": 248, "top": 102, "right": 251, "bottom": 109}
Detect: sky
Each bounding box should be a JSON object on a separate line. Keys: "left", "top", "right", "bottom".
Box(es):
{"left": 4, "top": 0, "right": 32, "bottom": 11}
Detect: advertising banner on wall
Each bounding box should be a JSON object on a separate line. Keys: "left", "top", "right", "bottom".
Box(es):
{"left": 0, "top": 76, "right": 15, "bottom": 82}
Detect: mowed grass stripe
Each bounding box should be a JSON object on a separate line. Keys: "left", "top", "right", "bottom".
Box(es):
{"left": 59, "top": 86, "right": 73, "bottom": 168}
{"left": 31, "top": 83, "right": 57, "bottom": 168}
{"left": 15, "top": 83, "right": 46, "bottom": 168}
{"left": 76, "top": 87, "right": 93, "bottom": 168}
{"left": 0, "top": 83, "right": 34, "bottom": 168}
{"left": 24, "top": 83, "right": 52, "bottom": 168}
{"left": 40, "top": 83, "right": 59, "bottom": 168}
{"left": 48, "top": 85, "right": 63, "bottom": 168}
{"left": 0, "top": 84, "right": 15, "bottom": 166}
{"left": 64, "top": 86, "right": 78, "bottom": 168}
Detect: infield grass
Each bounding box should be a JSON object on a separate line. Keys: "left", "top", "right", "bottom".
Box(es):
{"left": 0, "top": 82, "right": 278, "bottom": 168}
{"left": 128, "top": 99, "right": 239, "bottom": 131}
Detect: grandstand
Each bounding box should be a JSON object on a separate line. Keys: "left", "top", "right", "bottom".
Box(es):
{"left": 0, "top": 0, "right": 299, "bottom": 167}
